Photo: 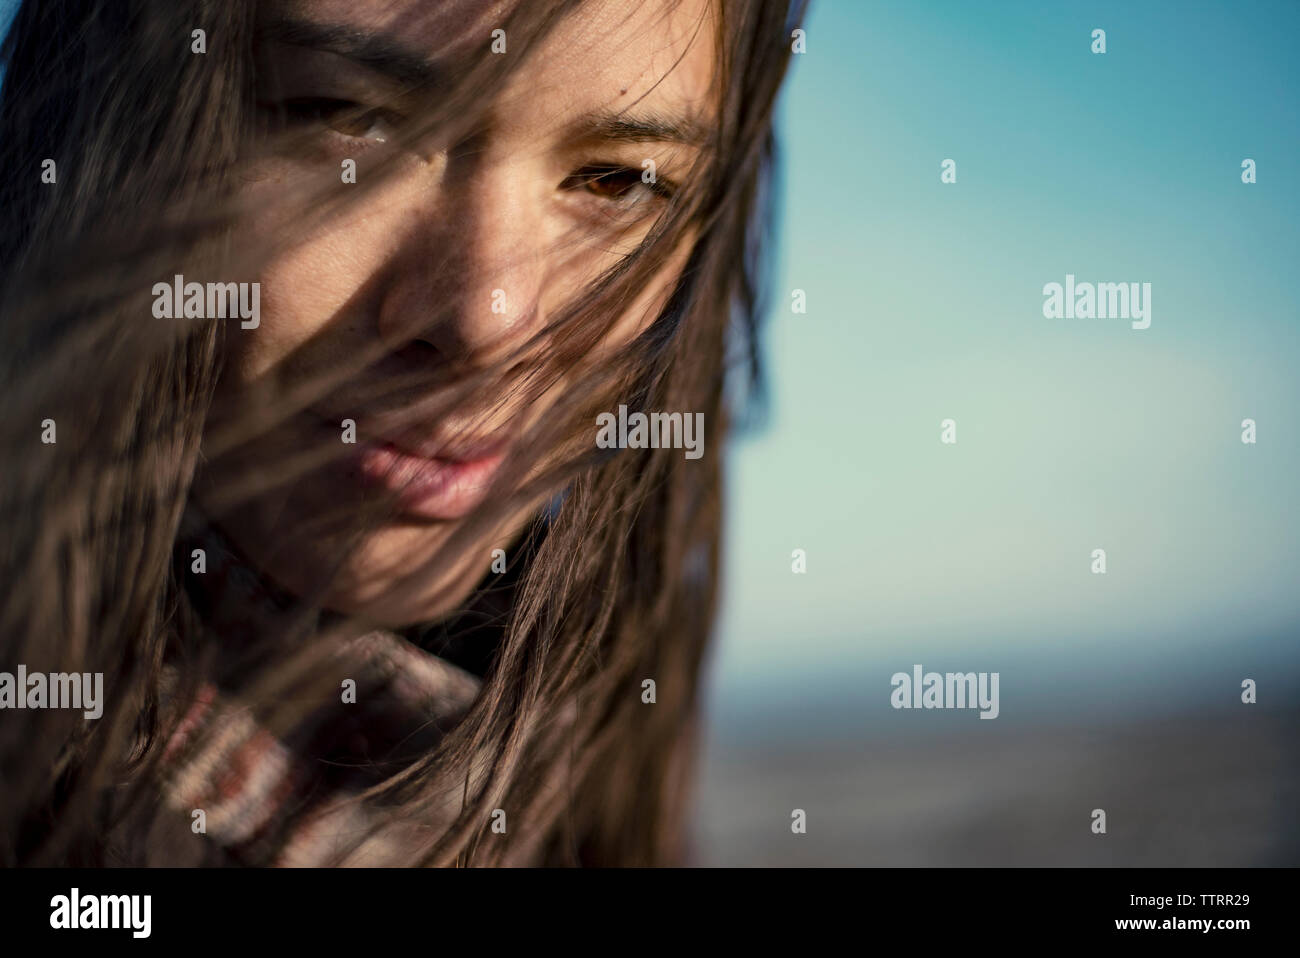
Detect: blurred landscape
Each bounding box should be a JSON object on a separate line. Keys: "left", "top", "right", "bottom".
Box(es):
{"left": 689, "top": 0, "right": 1300, "bottom": 867}
{"left": 692, "top": 699, "right": 1299, "bottom": 866}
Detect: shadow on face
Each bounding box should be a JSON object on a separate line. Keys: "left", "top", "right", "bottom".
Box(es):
{"left": 197, "top": 0, "right": 721, "bottom": 626}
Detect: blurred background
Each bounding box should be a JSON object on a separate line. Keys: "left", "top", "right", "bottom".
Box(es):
{"left": 1, "top": 0, "right": 1295, "bottom": 865}
{"left": 693, "top": 0, "right": 1300, "bottom": 864}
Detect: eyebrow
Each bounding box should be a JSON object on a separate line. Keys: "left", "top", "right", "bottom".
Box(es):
{"left": 259, "top": 18, "right": 711, "bottom": 149}
{"left": 572, "top": 109, "right": 712, "bottom": 150}
{"left": 259, "top": 18, "right": 442, "bottom": 87}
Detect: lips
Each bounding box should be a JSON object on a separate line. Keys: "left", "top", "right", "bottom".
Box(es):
{"left": 381, "top": 428, "right": 513, "bottom": 464}
{"left": 304, "top": 401, "right": 516, "bottom": 519}
{"left": 353, "top": 437, "right": 509, "bottom": 520}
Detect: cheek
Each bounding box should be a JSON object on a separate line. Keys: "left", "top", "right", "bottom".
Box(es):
{"left": 596, "top": 234, "right": 697, "bottom": 353}
{"left": 226, "top": 174, "right": 410, "bottom": 382}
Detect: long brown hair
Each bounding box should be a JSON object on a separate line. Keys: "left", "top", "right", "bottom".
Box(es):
{"left": 0, "top": 0, "right": 801, "bottom": 865}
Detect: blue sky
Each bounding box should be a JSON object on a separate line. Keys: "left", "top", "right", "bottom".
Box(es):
{"left": 710, "top": 0, "right": 1300, "bottom": 722}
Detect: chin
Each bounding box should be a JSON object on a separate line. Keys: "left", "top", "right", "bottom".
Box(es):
{"left": 311, "top": 529, "right": 491, "bottom": 627}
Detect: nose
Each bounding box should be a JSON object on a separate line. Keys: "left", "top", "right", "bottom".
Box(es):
{"left": 376, "top": 142, "right": 547, "bottom": 365}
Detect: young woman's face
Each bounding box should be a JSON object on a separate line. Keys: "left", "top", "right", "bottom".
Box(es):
{"left": 201, "top": 0, "right": 719, "bottom": 625}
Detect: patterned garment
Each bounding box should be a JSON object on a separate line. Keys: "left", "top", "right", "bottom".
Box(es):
{"left": 147, "top": 509, "right": 489, "bottom": 866}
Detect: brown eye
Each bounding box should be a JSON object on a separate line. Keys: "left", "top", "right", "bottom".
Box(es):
{"left": 272, "top": 97, "right": 400, "bottom": 143}
{"left": 580, "top": 166, "right": 642, "bottom": 198}
{"left": 561, "top": 165, "right": 673, "bottom": 205}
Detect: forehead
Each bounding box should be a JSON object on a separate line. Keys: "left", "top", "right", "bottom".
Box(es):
{"left": 274, "top": 0, "right": 721, "bottom": 128}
